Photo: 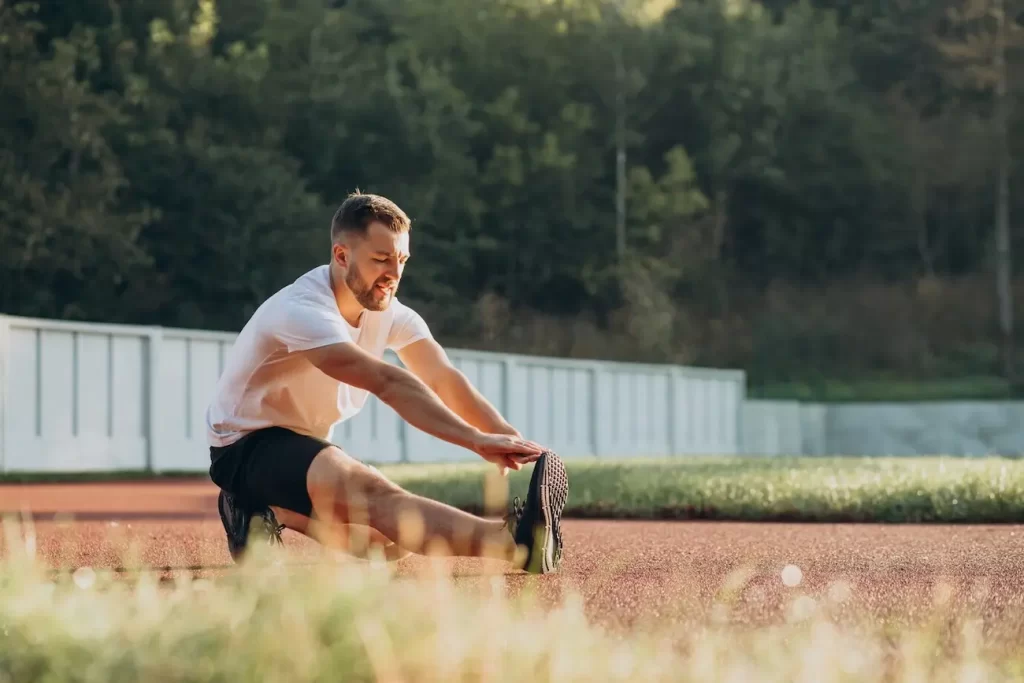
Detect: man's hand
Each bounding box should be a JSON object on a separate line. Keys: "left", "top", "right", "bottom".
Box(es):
{"left": 398, "top": 338, "right": 541, "bottom": 475}
{"left": 471, "top": 433, "right": 545, "bottom": 472}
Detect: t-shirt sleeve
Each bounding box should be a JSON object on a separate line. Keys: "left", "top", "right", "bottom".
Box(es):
{"left": 387, "top": 302, "right": 433, "bottom": 351}
{"left": 273, "top": 300, "right": 354, "bottom": 353}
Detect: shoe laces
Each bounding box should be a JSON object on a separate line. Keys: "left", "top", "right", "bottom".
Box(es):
{"left": 503, "top": 496, "right": 525, "bottom": 531}
{"left": 257, "top": 510, "right": 285, "bottom": 542}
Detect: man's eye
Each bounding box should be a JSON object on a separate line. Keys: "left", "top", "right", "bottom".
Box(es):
{"left": 374, "top": 258, "right": 388, "bottom": 263}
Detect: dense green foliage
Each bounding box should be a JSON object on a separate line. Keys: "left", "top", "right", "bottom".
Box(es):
{"left": 1, "top": 0, "right": 1023, "bottom": 393}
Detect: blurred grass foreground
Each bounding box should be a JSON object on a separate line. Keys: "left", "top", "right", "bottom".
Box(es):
{"left": 0, "top": 518, "right": 1022, "bottom": 683}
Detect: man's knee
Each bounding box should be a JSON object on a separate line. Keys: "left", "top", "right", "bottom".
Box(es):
{"left": 306, "top": 445, "right": 403, "bottom": 523}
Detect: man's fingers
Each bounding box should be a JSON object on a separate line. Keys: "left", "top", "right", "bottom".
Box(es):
{"left": 509, "top": 439, "right": 543, "bottom": 454}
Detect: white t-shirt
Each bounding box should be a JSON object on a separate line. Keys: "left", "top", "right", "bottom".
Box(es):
{"left": 205, "top": 264, "right": 432, "bottom": 447}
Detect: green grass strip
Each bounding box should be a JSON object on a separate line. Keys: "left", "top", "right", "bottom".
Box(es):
{"left": 378, "top": 456, "right": 1024, "bottom": 524}
{"left": 5, "top": 456, "right": 1024, "bottom": 523}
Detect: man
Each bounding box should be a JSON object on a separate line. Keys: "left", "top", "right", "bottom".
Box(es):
{"left": 205, "top": 191, "right": 568, "bottom": 573}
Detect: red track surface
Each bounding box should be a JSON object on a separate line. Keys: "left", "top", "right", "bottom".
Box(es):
{"left": 3, "top": 479, "right": 1024, "bottom": 635}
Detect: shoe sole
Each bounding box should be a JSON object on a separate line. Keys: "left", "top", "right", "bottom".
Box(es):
{"left": 525, "top": 451, "right": 569, "bottom": 574}
{"left": 217, "top": 491, "right": 247, "bottom": 561}
{"left": 218, "top": 491, "right": 283, "bottom": 562}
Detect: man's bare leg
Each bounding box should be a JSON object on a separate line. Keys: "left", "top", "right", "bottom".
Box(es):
{"left": 271, "top": 507, "right": 413, "bottom": 561}
{"left": 302, "top": 445, "right": 519, "bottom": 561}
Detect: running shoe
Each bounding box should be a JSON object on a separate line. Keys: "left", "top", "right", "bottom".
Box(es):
{"left": 505, "top": 450, "right": 569, "bottom": 573}
{"left": 217, "top": 489, "right": 285, "bottom": 561}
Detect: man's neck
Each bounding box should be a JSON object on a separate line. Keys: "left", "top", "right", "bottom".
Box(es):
{"left": 328, "top": 265, "right": 365, "bottom": 328}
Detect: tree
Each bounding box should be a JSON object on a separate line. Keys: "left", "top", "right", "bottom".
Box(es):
{"left": 0, "top": 1, "right": 153, "bottom": 320}
{"left": 934, "top": 0, "right": 1024, "bottom": 379}
{"left": 109, "top": 0, "right": 328, "bottom": 328}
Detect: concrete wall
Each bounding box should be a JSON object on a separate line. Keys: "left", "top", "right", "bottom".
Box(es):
{"left": 0, "top": 314, "right": 746, "bottom": 473}
{"left": 743, "top": 400, "right": 1024, "bottom": 457}
{"left": 822, "top": 402, "right": 1024, "bottom": 456}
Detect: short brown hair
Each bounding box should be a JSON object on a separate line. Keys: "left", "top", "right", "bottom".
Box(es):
{"left": 331, "top": 190, "right": 411, "bottom": 243}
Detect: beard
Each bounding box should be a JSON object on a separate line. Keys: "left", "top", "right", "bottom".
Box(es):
{"left": 345, "top": 262, "right": 397, "bottom": 311}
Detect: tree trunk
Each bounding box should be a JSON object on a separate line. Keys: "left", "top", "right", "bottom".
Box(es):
{"left": 994, "top": 0, "right": 1013, "bottom": 380}
{"left": 614, "top": 42, "right": 626, "bottom": 262}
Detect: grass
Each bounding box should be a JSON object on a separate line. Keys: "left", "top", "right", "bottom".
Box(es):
{"left": 374, "top": 456, "right": 1024, "bottom": 524}
{"left": 5, "top": 455, "right": 1024, "bottom": 523}
{"left": 0, "top": 518, "right": 1022, "bottom": 683}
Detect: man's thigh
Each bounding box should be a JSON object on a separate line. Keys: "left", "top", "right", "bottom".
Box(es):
{"left": 209, "top": 427, "right": 332, "bottom": 517}
{"left": 304, "top": 446, "right": 404, "bottom": 524}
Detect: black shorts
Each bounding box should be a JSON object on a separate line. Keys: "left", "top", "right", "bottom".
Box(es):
{"left": 208, "top": 427, "right": 331, "bottom": 517}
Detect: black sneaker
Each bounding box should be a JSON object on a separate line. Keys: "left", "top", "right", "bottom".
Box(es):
{"left": 506, "top": 450, "right": 569, "bottom": 573}
{"left": 217, "top": 490, "right": 285, "bottom": 562}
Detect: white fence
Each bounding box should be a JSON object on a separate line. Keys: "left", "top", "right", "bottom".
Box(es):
{"left": 0, "top": 314, "right": 746, "bottom": 473}
{"left": 7, "top": 313, "right": 1024, "bottom": 471}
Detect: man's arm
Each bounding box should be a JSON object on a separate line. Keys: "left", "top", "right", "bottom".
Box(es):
{"left": 303, "top": 342, "right": 539, "bottom": 466}
{"left": 396, "top": 338, "right": 519, "bottom": 437}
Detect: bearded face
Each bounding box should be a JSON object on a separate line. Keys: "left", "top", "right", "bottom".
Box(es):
{"left": 344, "top": 259, "right": 398, "bottom": 311}
{"left": 333, "top": 221, "right": 409, "bottom": 312}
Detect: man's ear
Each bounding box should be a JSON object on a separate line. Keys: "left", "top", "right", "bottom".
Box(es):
{"left": 332, "top": 242, "right": 349, "bottom": 268}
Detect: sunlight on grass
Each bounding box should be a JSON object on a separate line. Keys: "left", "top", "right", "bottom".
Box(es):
{"left": 3, "top": 456, "right": 1024, "bottom": 523}
{"left": 380, "top": 455, "right": 1024, "bottom": 522}
{"left": 2, "top": 516, "right": 1023, "bottom": 682}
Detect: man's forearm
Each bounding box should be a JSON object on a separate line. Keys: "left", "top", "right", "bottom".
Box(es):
{"left": 376, "top": 366, "right": 485, "bottom": 449}
{"left": 434, "top": 369, "right": 518, "bottom": 436}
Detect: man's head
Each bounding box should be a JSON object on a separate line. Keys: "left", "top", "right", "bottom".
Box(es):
{"left": 330, "top": 191, "right": 412, "bottom": 312}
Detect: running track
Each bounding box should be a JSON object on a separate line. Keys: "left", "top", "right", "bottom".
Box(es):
{"left": 2, "top": 479, "right": 1024, "bottom": 637}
